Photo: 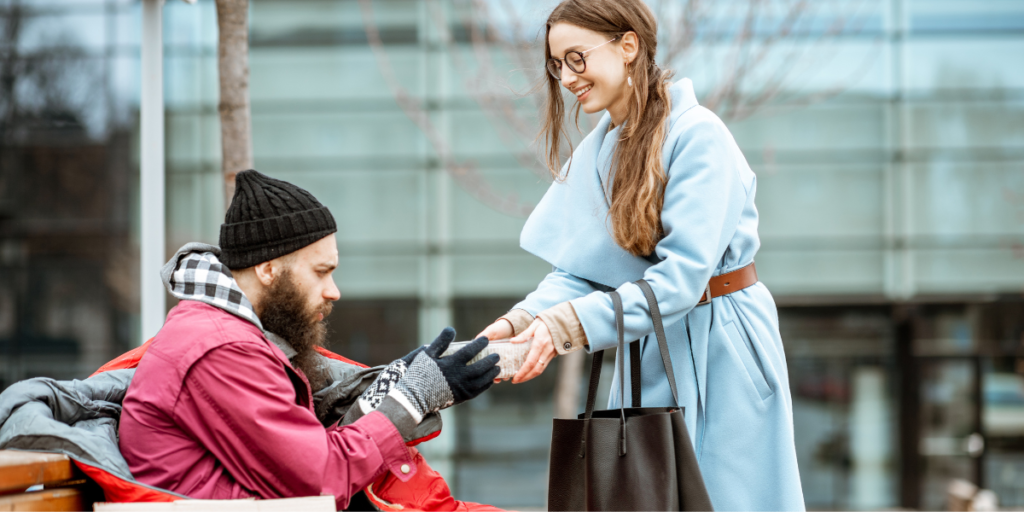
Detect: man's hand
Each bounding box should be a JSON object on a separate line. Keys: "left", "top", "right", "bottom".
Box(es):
{"left": 421, "top": 329, "right": 500, "bottom": 405}
{"left": 357, "top": 328, "right": 500, "bottom": 439}
{"left": 389, "top": 328, "right": 500, "bottom": 419}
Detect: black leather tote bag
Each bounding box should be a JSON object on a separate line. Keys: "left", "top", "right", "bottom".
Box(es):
{"left": 547, "top": 279, "right": 713, "bottom": 511}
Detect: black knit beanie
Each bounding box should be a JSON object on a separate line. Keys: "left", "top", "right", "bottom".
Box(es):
{"left": 219, "top": 170, "right": 337, "bottom": 269}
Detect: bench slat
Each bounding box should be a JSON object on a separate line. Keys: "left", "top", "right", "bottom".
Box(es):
{"left": 0, "top": 488, "right": 83, "bottom": 511}
{"left": 0, "top": 451, "right": 75, "bottom": 494}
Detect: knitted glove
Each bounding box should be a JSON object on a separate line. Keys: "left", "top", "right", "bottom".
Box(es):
{"left": 345, "top": 344, "right": 426, "bottom": 417}
{"left": 346, "top": 327, "right": 499, "bottom": 439}
{"left": 415, "top": 328, "right": 500, "bottom": 406}
{"left": 400, "top": 344, "right": 425, "bottom": 367}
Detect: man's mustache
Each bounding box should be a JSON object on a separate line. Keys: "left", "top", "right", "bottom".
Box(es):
{"left": 318, "top": 301, "right": 334, "bottom": 320}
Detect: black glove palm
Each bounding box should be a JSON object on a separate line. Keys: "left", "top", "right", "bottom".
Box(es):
{"left": 423, "top": 327, "right": 500, "bottom": 404}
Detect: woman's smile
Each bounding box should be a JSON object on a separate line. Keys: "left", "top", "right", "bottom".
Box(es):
{"left": 573, "top": 84, "right": 593, "bottom": 102}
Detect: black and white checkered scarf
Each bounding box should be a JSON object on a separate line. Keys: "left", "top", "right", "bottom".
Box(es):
{"left": 160, "top": 242, "right": 262, "bottom": 330}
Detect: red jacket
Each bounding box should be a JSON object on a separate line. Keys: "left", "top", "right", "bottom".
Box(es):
{"left": 120, "top": 301, "right": 415, "bottom": 509}
{"left": 97, "top": 301, "right": 500, "bottom": 511}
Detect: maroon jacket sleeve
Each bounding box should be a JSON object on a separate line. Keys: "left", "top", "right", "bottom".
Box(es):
{"left": 172, "top": 341, "right": 416, "bottom": 509}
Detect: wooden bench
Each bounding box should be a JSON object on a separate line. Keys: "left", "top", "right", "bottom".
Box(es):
{"left": 0, "top": 450, "right": 94, "bottom": 511}
{"left": 0, "top": 450, "right": 337, "bottom": 511}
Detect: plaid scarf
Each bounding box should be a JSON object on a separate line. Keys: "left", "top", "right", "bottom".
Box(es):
{"left": 160, "top": 243, "right": 262, "bottom": 330}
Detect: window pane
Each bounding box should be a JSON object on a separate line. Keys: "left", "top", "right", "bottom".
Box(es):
{"left": 325, "top": 299, "right": 419, "bottom": 366}
{"left": 781, "top": 307, "right": 897, "bottom": 510}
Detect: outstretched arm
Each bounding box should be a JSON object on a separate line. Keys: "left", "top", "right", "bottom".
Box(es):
{"left": 478, "top": 267, "right": 597, "bottom": 341}
{"left": 516, "top": 267, "right": 600, "bottom": 316}
{"left": 512, "top": 113, "right": 752, "bottom": 383}
{"left": 174, "top": 342, "right": 416, "bottom": 510}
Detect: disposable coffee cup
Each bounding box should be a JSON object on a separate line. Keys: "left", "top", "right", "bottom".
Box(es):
{"left": 441, "top": 338, "right": 533, "bottom": 380}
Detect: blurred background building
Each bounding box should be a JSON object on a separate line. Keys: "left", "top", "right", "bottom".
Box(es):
{"left": 1, "top": 0, "right": 1023, "bottom": 509}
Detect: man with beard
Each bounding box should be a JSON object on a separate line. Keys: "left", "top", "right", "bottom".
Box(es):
{"left": 118, "top": 170, "right": 500, "bottom": 509}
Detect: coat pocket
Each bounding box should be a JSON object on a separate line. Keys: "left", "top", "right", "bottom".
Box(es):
{"left": 724, "top": 320, "right": 774, "bottom": 400}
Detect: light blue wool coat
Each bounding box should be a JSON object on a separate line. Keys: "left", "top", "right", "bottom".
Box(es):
{"left": 515, "top": 79, "right": 805, "bottom": 511}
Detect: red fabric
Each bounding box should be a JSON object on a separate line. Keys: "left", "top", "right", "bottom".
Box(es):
{"left": 119, "top": 301, "right": 414, "bottom": 510}
{"left": 315, "top": 346, "right": 368, "bottom": 368}
{"left": 366, "top": 448, "right": 504, "bottom": 512}
{"left": 91, "top": 339, "right": 155, "bottom": 377}
{"left": 87, "top": 307, "right": 504, "bottom": 511}
{"left": 73, "top": 460, "right": 180, "bottom": 503}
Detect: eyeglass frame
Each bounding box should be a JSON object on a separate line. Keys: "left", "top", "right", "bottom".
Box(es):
{"left": 546, "top": 34, "right": 622, "bottom": 80}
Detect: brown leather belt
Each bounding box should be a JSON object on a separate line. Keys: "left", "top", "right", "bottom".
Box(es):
{"left": 697, "top": 262, "right": 758, "bottom": 306}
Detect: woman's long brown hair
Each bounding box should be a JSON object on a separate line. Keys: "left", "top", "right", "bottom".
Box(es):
{"left": 542, "top": 0, "right": 673, "bottom": 257}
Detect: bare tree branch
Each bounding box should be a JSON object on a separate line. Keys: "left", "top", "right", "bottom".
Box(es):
{"left": 359, "top": 0, "right": 535, "bottom": 217}
{"left": 427, "top": 0, "right": 547, "bottom": 179}
{"left": 355, "top": 0, "right": 877, "bottom": 218}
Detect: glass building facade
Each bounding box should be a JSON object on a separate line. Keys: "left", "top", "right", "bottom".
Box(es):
{"left": 1, "top": 0, "right": 1023, "bottom": 509}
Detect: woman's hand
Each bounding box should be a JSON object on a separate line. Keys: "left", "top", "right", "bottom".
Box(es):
{"left": 477, "top": 319, "right": 516, "bottom": 383}
{"left": 475, "top": 319, "right": 514, "bottom": 341}
{"left": 511, "top": 319, "right": 557, "bottom": 384}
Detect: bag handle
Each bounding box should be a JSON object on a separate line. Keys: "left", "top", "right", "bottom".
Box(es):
{"left": 584, "top": 307, "right": 642, "bottom": 420}
{"left": 582, "top": 290, "right": 644, "bottom": 418}
{"left": 633, "top": 279, "right": 680, "bottom": 405}
{"left": 611, "top": 290, "right": 628, "bottom": 455}
{"left": 580, "top": 291, "right": 629, "bottom": 456}
{"left": 579, "top": 342, "right": 604, "bottom": 458}
{"left": 583, "top": 348, "right": 603, "bottom": 420}
{"left": 579, "top": 280, "right": 677, "bottom": 456}
{"left": 630, "top": 336, "right": 642, "bottom": 407}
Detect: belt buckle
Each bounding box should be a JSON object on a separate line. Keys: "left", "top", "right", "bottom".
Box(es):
{"left": 696, "top": 282, "right": 712, "bottom": 306}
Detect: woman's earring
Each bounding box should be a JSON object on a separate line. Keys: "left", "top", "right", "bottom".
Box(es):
{"left": 628, "top": 75, "right": 633, "bottom": 87}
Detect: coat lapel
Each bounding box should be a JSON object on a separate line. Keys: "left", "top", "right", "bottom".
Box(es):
{"left": 520, "top": 116, "right": 653, "bottom": 288}
{"left": 519, "top": 79, "right": 702, "bottom": 289}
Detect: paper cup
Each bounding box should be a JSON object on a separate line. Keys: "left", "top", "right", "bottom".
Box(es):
{"left": 441, "top": 338, "right": 533, "bottom": 380}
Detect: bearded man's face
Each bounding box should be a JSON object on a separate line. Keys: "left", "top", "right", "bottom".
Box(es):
{"left": 258, "top": 235, "right": 340, "bottom": 390}
{"left": 260, "top": 269, "right": 334, "bottom": 390}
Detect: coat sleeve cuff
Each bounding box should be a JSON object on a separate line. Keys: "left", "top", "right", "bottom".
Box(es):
{"left": 340, "top": 396, "right": 368, "bottom": 426}
{"left": 499, "top": 309, "right": 535, "bottom": 337}
{"left": 373, "top": 392, "right": 423, "bottom": 440}
{"left": 538, "top": 301, "right": 587, "bottom": 355}
{"left": 358, "top": 410, "right": 418, "bottom": 482}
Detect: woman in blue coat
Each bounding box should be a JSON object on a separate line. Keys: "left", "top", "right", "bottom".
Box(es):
{"left": 476, "top": 0, "right": 805, "bottom": 509}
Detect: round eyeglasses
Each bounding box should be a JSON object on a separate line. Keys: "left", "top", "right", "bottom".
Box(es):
{"left": 546, "top": 35, "right": 621, "bottom": 80}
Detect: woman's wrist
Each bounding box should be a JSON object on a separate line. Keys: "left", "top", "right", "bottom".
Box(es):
{"left": 537, "top": 302, "right": 587, "bottom": 355}
{"left": 499, "top": 309, "right": 535, "bottom": 336}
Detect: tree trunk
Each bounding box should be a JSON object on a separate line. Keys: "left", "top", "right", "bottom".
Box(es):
{"left": 215, "top": 0, "right": 252, "bottom": 207}
{"left": 554, "top": 349, "right": 585, "bottom": 419}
